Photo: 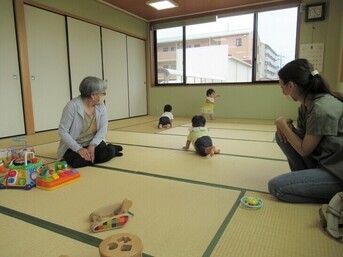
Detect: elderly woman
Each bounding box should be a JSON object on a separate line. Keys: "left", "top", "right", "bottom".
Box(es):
{"left": 57, "top": 76, "right": 122, "bottom": 168}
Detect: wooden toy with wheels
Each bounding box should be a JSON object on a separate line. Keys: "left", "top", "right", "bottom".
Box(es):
{"left": 90, "top": 199, "right": 133, "bottom": 233}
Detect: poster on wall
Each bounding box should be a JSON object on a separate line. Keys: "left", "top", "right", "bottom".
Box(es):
{"left": 299, "top": 43, "right": 324, "bottom": 72}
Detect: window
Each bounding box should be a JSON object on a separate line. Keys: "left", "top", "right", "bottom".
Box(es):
{"left": 156, "top": 27, "right": 183, "bottom": 84}
{"left": 236, "top": 38, "right": 242, "bottom": 46}
{"left": 154, "top": 6, "right": 298, "bottom": 85}
{"left": 256, "top": 8, "right": 298, "bottom": 81}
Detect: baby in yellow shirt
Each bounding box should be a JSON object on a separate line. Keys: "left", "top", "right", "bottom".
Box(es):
{"left": 182, "top": 115, "right": 220, "bottom": 157}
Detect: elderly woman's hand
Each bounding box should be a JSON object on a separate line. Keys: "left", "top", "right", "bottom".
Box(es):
{"left": 77, "top": 148, "right": 92, "bottom": 162}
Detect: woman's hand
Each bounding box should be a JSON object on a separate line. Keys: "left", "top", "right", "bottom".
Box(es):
{"left": 275, "top": 117, "right": 294, "bottom": 143}
{"left": 87, "top": 145, "right": 95, "bottom": 163}
{"left": 77, "top": 148, "right": 92, "bottom": 162}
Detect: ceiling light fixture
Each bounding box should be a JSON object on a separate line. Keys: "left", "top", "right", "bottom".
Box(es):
{"left": 146, "top": 0, "right": 178, "bottom": 10}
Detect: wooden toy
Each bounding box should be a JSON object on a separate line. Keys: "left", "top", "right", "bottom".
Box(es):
{"left": 90, "top": 199, "right": 133, "bottom": 233}
{"left": 99, "top": 233, "right": 143, "bottom": 257}
{"left": 0, "top": 151, "right": 42, "bottom": 190}
{"left": 35, "top": 161, "right": 80, "bottom": 190}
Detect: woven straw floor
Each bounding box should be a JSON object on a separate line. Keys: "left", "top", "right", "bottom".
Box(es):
{"left": 0, "top": 116, "right": 342, "bottom": 257}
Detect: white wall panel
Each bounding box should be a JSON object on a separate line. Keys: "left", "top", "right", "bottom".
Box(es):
{"left": 102, "top": 28, "right": 129, "bottom": 120}
{"left": 0, "top": 0, "right": 25, "bottom": 137}
{"left": 67, "top": 18, "right": 102, "bottom": 98}
{"left": 25, "top": 5, "right": 70, "bottom": 132}
{"left": 127, "top": 37, "right": 147, "bottom": 117}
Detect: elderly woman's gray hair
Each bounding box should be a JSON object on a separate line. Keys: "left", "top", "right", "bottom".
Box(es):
{"left": 79, "top": 76, "right": 107, "bottom": 98}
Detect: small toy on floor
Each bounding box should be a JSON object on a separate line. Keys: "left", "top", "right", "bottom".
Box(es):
{"left": 89, "top": 199, "right": 133, "bottom": 232}
{"left": 240, "top": 196, "right": 264, "bottom": 209}
{"left": 0, "top": 151, "right": 42, "bottom": 190}
{"left": 99, "top": 233, "right": 143, "bottom": 257}
{"left": 35, "top": 161, "right": 80, "bottom": 190}
{"left": 58, "top": 232, "right": 143, "bottom": 257}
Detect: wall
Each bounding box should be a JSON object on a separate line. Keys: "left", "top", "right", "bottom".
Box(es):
{"left": 26, "top": 0, "right": 148, "bottom": 39}
{"left": 149, "top": 0, "right": 343, "bottom": 120}
{"left": 20, "top": 0, "right": 343, "bottom": 121}
{"left": 150, "top": 85, "right": 298, "bottom": 120}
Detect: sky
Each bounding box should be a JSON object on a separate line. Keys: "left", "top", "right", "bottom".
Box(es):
{"left": 158, "top": 7, "right": 298, "bottom": 65}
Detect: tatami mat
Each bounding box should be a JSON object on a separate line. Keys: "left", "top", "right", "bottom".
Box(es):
{"left": 98, "top": 145, "right": 288, "bottom": 192}
{"left": 181, "top": 122, "right": 276, "bottom": 131}
{"left": 31, "top": 133, "right": 288, "bottom": 192}
{"left": 107, "top": 116, "right": 160, "bottom": 130}
{"left": 32, "top": 131, "right": 286, "bottom": 161}
{"left": 0, "top": 214, "right": 99, "bottom": 257}
{"left": 0, "top": 130, "right": 60, "bottom": 149}
{"left": 0, "top": 166, "right": 240, "bottom": 257}
{"left": 2, "top": 116, "right": 342, "bottom": 257}
{"left": 113, "top": 117, "right": 190, "bottom": 133}
{"left": 159, "top": 126, "right": 276, "bottom": 142}
{"left": 105, "top": 130, "right": 286, "bottom": 160}
{"left": 210, "top": 192, "right": 343, "bottom": 257}
{"left": 31, "top": 141, "right": 59, "bottom": 159}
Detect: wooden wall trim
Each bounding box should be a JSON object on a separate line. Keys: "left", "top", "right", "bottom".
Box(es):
{"left": 14, "top": 0, "right": 35, "bottom": 134}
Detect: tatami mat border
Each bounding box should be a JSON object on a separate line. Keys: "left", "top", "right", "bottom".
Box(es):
{"left": 34, "top": 141, "right": 287, "bottom": 162}
{"left": 156, "top": 132, "right": 276, "bottom": 143}
{"left": 108, "top": 119, "right": 160, "bottom": 130}
{"left": 0, "top": 206, "right": 154, "bottom": 257}
{"left": 96, "top": 165, "right": 267, "bottom": 194}
{"left": 180, "top": 124, "right": 275, "bottom": 133}
{"left": 107, "top": 142, "right": 287, "bottom": 162}
{"left": 203, "top": 190, "right": 246, "bottom": 257}
{"left": 0, "top": 205, "right": 101, "bottom": 247}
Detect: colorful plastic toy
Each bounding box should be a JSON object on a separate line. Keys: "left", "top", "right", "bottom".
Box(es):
{"left": 89, "top": 199, "right": 133, "bottom": 233}
{"left": 240, "top": 196, "right": 264, "bottom": 209}
{"left": 35, "top": 161, "right": 80, "bottom": 190}
{"left": 0, "top": 151, "right": 42, "bottom": 190}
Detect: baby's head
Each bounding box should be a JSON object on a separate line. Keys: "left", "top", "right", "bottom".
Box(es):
{"left": 206, "top": 88, "right": 215, "bottom": 97}
{"left": 164, "top": 104, "right": 172, "bottom": 112}
{"left": 192, "top": 115, "right": 206, "bottom": 127}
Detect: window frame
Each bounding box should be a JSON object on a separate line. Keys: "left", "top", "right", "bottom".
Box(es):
{"left": 153, "top": 6, "right": 299, "bottom": 86}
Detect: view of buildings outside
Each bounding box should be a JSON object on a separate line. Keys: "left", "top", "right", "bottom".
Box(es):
{"left": 156, "top": 7, "right": 298, "bottom": 84}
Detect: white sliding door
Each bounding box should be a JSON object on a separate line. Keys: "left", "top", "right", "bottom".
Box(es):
{"left": 102, "top": 28, "right": 129, "bottom": 120}
{"left": 25, "top": 5, "right": 70, "bottom": 132}
{"left": 127, "top": 37, "right": 147, "bottom": 117}
{"left": 0, "top": 0, "right": 25, "bottom": 137}
{"left": 67, "top": 18, "right": 102, "bottom": 98}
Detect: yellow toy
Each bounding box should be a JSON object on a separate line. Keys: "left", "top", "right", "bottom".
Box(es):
{"left": 240, "top": 196, "right": 264, "bottom": 209}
